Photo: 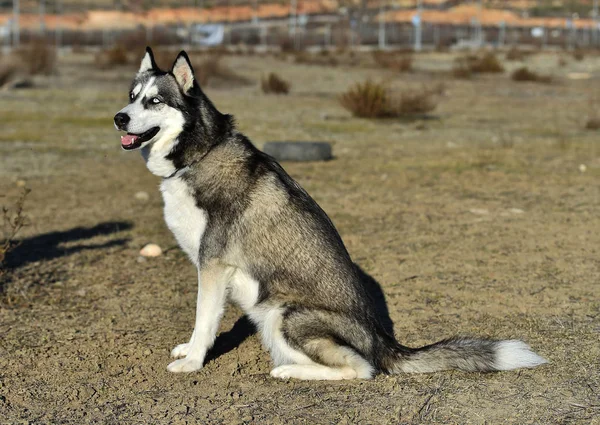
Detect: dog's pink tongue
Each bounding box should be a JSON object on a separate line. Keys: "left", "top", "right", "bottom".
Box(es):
{"left": 121, "top": 134, "right": 139, "bottom": 147}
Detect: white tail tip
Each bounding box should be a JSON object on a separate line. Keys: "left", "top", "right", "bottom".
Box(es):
{"left": 494, "top": 340, "right": 548, "bottom": 371}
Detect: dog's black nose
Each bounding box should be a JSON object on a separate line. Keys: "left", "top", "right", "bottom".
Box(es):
{"left": 114, "top": 113, "right": 130, "bottom": 129}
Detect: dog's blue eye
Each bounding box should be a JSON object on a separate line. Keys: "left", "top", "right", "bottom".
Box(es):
{"left": 151, "top": 97, "right": 161, "bottom": 104}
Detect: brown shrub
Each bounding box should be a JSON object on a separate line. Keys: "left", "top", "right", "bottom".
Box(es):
{"left": 452, "top": 58, "right": 473, "bottom": 79}
{"left": 261, "top": 73, "right": 290, "bottom": 95}
{"left": 505, "top": 46, "right": 526, "bottom": 61}
{"left": 511, "top": 67, "right": 552, "bottom": 83}
{"left": 192, "top": 55, "right": 251, "bottom": 88}
{"left": 340, "top": 80, "right": 439, "bottom": 118}
{"left": 585, "top": 117, "right": 600, "bottom": 130}
{"left": 17, "top": 39, "right": 56, "bottom": 75}
{"left": 95, "top": 44, "right": 130, "bottom": 69}
{"left": 0, "top": 62, "right": 20, "bottom": 87}
{"left": 573, "top": 49, "right": 584, "bottom": 61}
{"left": 294, "top": 51, "right": 338, "bottom": 66}
{"left": 468, "top": 52, "right": 504, "bottom": 73}
{"left": 557, "top": 56, "right": 568, "bottom": 67}
{"left": 1, "top": 188, "right": 29, "bottom": 273}
{"left": 372, "top": 51, "right": 413, "bottom": 72}
{"left": 340, "top": 80, "right": 390, "bottom": 118}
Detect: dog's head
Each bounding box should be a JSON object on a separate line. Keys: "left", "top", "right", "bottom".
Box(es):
{"left": 114, "top": 47, "right": 198, "bottom": 153}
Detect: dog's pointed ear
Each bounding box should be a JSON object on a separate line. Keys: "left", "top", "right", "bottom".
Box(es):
{"left": 172, "top": 51, "right": 196, "bottom": 94}
{"left": 139, "top": 46, "right": 158, "bottom": 74}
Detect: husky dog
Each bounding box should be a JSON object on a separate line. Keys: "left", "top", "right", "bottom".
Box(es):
{"left": 113, "top": 47, "right": 547, "bottom": 380}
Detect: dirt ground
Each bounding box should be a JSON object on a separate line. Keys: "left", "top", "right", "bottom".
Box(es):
{"left": 0, "top": 49, "right": 599, "bottom": 424}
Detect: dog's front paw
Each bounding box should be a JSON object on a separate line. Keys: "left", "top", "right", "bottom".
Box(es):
{"left": 167, "top": 357, "right": 204, "bottom": 373}
{"left": 170, "top": 343, "right": 191, "bottom": 358}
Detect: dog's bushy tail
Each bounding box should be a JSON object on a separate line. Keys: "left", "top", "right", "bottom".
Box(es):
{"left": 381, "top": 337, "right": 547, "bottom": 374}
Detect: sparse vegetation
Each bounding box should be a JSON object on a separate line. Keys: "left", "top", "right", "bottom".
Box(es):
{"left": 1, "top": 188, "right": 30, "bottom": 279}
{"left": 452, "top": 52, "right": 504, "bottom": 78}
{"left": 95, "top": 44, "right": 130, "bottom": 68}
{"left": 152, "top": 50, "right": 251, "bottom": 87}
{"left": 340, "top": 80, "right": 439, "bottom": 118}
{"left": 261, "top": 72, "right": 290, "bottom": 95}
{"left": 452, "top": 58, "right": 473, "bottom": 79}
{"left": 505, "top": 46, "right": 527, "bottom": 61}
{"left": 511, "top": 67, "right": 552, "bottom": 83}
{"left": 372, "top": 51, "right": 413, "bottom": 72}
{"left": 293, "top": 51, "right": 338, "bottom": 66}
{"left": 0, "top": 62, "right": 21, "bottom": 87}
{"left": 17, "top": 39, "right": 57, "bottom": 75}
{"left": 192, "top": 55, "right": 251, "bottom": 87}
{"left": 468, "top": 52, "right": 505, "bottom": 73}
{"left": 573, "top": 49, "right": 585, "bottom": 61}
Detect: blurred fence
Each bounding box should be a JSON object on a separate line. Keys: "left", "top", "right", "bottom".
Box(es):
{"left": 1, "top": 9, "right": 598, "bottom": 51}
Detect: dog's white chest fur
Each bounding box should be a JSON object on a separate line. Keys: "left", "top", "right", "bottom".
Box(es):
{"left": 160, "top": 177, "right": 207, "bottom": 266}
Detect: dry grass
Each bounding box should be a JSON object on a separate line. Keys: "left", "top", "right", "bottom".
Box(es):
{"left": 452, "top": 52, "right": 504, "bottom": 78}
{"left": 511, "top": 67, "right": 552, "bottom": 84}
{"left": 468, "top": 52, "right": 505, "bottom": 73}
{"left": 17, "top": 39, "right": 57, "bottom": 75}
{"left": 340, "top": 80, "right": 439, "bottom": 118}
{"left": 191, "top": 55, "right": 251, "bottom": 88}
{"left": 505, "top": 46, "right": 527, "bottom": 61}
{"left": 150, "top": 50, "right": 251, "bottom": 88}
{"left": 294, "top": 51, "right": 339, "bottom": 67}
{"left": 573, "top": 49, "right": 585, "bottom": 61}
{"left": 0, "top": 62, "right": 21, "bottom": 87}
{"left": 261, "top": 72, "right": 290, "bottom": 95}
{"left": 372, "top": 51, "right": 413, "bottom": 72}
{"left": 451, "top": 58, "right": 473, "bottom": 79}
{"left": 1, "top": 188, "right": 30, "bottom": 279}
{"left": 95, "top": 45, "right": 130, "bottom": 69}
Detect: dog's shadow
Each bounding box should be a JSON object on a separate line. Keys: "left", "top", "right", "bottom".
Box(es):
{"left": 204, "top": 263, "right": 394, "bottom": 364}
{"left": 4, "top": 221, "right": 133, "bottom": 269}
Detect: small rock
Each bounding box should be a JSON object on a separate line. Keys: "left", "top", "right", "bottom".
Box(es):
{"left": 469, "top": 208, "right": 489, "bottom": 215}
{"left": 134, "top": 191, "right": 150, "bottom": 202}
{"left": 75, "top": 288, "right": 87, "bottom": 297}
{"left": 579, "top": 164, "right": 587, "bottom": 173}
{"left": 15, "top": 180, "right": 26, "bottom": 187}
{"left": 509, "top": 208, "right": 525, "bottom": 214}
{"left": 143, "top": 349, "right": 152, "bottom": 356}
{"left": 140, "top": 243, "right": 162, "bottom": 257}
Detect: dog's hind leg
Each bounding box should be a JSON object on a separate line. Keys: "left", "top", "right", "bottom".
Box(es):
{"left": 167, "top": 261, "right": 232, "bottom": 373}
{"left": 257, "top": 305, "right": 375, "bottom": 380}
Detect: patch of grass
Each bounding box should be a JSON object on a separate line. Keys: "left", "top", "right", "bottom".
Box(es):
{"left": 511, "top": 67, "right": 552, "bottom": 84}
{"left": 372, "top": 51, "right": 413, "bottom": 72}
{"left": 452, "top": 53, "right": 504, "bottom": 79}
{"left": 1, "top": 188, "right": 30, "bottom": 280}
{"left": 452, "top": 58, "right": 472, "bottom": 79}
{"left": 468, "top": 52, "right": 504, "bottom": 73}
{"left": 154, "top": 50, "right": 251, "bottom": 87}
{"left": 293, "top": 51, "right": 338, "bottom": 67}
{"left": 95, "top": 45, "right": 130, "bottom": 69}
{"left": 0, "top": 61, "right": 21, "bottom": 87}
{"left": 340, "top": 80, "right": 439, "bottom": 118}
{"left": 261, "top": 73, "right": 290, "bottom": 95}
{"left": 17, "top": 39, "right": 57, "bottom": 75}
{"left": 192, "top": 55, "right": 251, "bottom": 88}
{"left": 505, "top": 46, "right": 527, "bottom": 61}
{"left": 585, "top": 117, "right": 600, "bottom": 130}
